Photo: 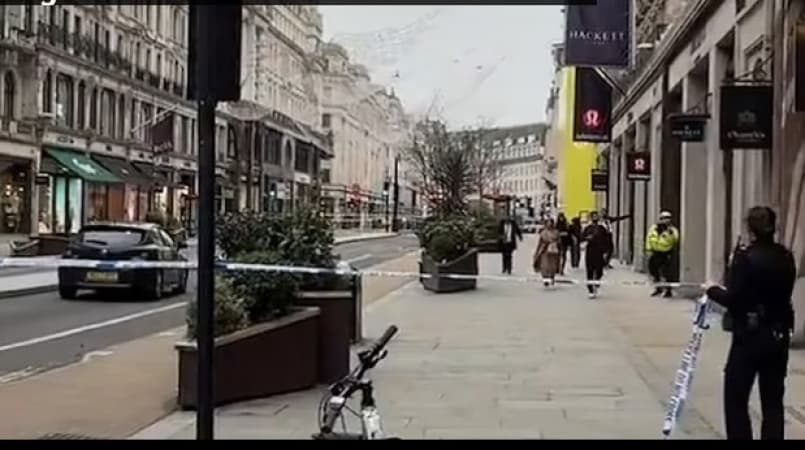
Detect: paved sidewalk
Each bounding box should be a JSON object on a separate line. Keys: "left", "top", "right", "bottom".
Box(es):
{"left": 134, "top": 237, "right": 702, "bottom": 439}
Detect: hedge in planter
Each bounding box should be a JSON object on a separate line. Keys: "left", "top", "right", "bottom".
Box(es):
{"left": 177, "top": 208, "right": 350, "bottom": 408}
{"left": 417, "top": 215, "right": 479, "bottom": 293}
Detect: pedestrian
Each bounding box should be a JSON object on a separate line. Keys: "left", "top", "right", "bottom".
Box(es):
{"left": 581, "top": 211, "right": 609, "bottom": 299}
{"left": 556, "top": 213, "right": 573, "bottom": 275}
{"left": 706, "top": 206, "right": 795, "bottom": 440}
{"left": 645, "top": 210, "right": 680, "bottom": 297}
{"left": 600, "top": 208, "right": 630, "bottom": 268}
{"left": 534, "top": 217, "right": 561, "bottom": 287}
{"left": 569, "top": 216, "right": 583, "bottom": 268}
{"left": 497, "top": 215, "right": 522, "bottom": 275}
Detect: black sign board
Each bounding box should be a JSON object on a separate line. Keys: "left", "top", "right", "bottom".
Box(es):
{"left": 591, "top": 170, "right": 609, "bottom": 191}
{"left": 626, "top": 152, "right": 651, "bottom": 181}
{"left": 564, "top": 0, "right": 632, "bottom": 68}
{"left": 151, "top": 113, "right": 175, "bottom": 155}
{"left": 668, "top": 114, "right": 708, "bottom": 142}
{"left": 719, "top": 84, "right": 773, "bottom": 150}
{"left": 573, "top": 67, "right": 612, "bottom": 143}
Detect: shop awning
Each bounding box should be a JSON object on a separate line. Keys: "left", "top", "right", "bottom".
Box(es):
{"left": 93, "top": 155, "right": 154, "bottom": 187}
{"left": 132, "top": 162, "right": 180, "bottom": 188}
{"left": 44, "top": 148, "right": 120, "bottom": 183}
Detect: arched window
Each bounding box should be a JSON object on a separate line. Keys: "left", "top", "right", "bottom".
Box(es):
{"left": 3, "top": 72, "right": 15, "bottom": 119}
{"left": 42, "top": 70, "right": 52, "bottom": 113}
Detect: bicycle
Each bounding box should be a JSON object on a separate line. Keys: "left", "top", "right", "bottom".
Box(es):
{"left": 312, "top": 325, "right": 401, "bottom": 440}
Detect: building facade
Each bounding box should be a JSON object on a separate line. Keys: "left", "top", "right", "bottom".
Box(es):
{"left": 486, "top": 124, "right": 548, "bottom": 219}
{"left": 598, "top": 0, "right": 805, "bottom": 338}
{"left": 0, "top": 4, "right": 411, "bottom": 241}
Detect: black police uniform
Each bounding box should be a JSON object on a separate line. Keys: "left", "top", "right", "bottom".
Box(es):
{"left": 706, "top": 238, "right": 796, "bottom": 440}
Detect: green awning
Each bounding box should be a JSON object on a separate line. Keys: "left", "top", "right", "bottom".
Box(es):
{"left": 44, "top": 148, "right": 121, "bottom": 183}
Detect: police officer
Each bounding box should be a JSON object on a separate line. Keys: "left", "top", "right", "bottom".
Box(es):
{"left": 706, "top": 206, "right": 795, "bottom": 440}
{"left": 645, "top": 211, "right": 680, "bottom": 297}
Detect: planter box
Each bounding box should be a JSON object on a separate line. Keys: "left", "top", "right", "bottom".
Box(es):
{"left": 420, "top": 248, "right": 479, "bottom": 293}
{"left": 175, "top": 307, "right": 320, "bottom": 409}
{"left": 296, "top": 290, "right": 355, "bottom": 384}
{"left": 475, "top": 239, "right": 501, "bottom": 253}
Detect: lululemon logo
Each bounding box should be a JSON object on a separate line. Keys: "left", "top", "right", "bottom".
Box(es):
{"left": 583, "top": 109, "right": 601, "bottom": 128}
{"left": 634, "top": 158, "right": 646, "bottom": 172}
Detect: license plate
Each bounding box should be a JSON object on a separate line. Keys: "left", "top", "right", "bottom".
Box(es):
{"left": 86, "top": 271, "right": 118, "bottom": 283}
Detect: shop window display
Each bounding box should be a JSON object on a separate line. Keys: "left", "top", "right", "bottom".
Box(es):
{"left": 0, "top": 165, "right": 29, "bottom": 234}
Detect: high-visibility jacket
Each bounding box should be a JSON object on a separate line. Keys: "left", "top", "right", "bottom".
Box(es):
{"left": 645, "top": 224, "right": 679, "bottom": 253}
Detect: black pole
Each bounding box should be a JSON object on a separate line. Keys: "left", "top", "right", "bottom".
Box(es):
{"left": 392, "top": 155, "right": 399, "bottom": 232}
{"left": 194, "top": 6, "right": 216, "bottom": 441}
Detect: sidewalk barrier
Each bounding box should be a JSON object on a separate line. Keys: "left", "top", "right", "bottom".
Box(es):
{"left": 0, "top": 257, "right": 711, "bottom": 289}
{"left": 661, "top": 295, "right": 717, "bottom": 438}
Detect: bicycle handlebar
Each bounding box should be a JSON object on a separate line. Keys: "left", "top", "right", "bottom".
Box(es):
{"left": 365, "top": 325, "right": 398, "bottom": 361}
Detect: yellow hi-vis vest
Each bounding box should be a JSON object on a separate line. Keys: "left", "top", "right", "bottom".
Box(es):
{"left": 645, "top": 224, "right": 679, "bottom": 253}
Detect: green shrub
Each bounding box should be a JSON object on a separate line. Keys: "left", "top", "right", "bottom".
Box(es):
{"left": 186, "top": 277, "right": 249, "bottom": 339}
{"left": 417, "top": 215, "right": 475, "bottom": 263}
{"left": 468, "top": 205, "right": 499, "bottom": 242}
{"left": 226, "top": 250, "right": 301, "bottom": 322}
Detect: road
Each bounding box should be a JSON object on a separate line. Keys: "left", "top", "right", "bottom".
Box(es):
{"left": 0, "top": 234, "right": 419, "bottom": 381}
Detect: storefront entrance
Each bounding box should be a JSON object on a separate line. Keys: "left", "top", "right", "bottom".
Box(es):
{"left": 38, "top": 147, "right": 120, "bottom": 234}
{"left": 0, "top": 160, "right": 32, "bottom": 234}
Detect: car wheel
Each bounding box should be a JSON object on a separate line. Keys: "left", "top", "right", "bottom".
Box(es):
{"left": 174, "top": 270, "right": 188, "bottom": 295}
{"left": 59, "top": 285, "right": 78, "bottom": 300}
{"left": 149, "top": 270, "right": 163, "bottom": 300}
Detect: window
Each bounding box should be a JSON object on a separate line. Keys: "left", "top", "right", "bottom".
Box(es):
{"left": 100, "top": 88, "right": 115, "bottom": 137}
{"left": 190, "top": 119, "right": 196, "bottom": 155}
{"left": 80, "top": 229, "right": 144, "bottom": 246}
{"left": 145, "top": 48, "right": 151, "bottom": 71}
{"left": 55, "top": 74, "right": 74, "bottom": 127}
{"left": 89, "top": 87, "right": 98, "bottom": 130}
{"left": 321, "top": 113, "right": 331, "bottom": 128}
{"left": 24, "top": 5, "right": 34, "bottom": 33}
{"left": 93, "top": 22, "right": 100, "bottom": 62}
{"left": 116, "top": 35, "right": 123, "bottom": 56}
{"left": 156, "top": 5, "right": 162, "bottom": 35}
{"left": 178, "top": 116, "right": 188, "bottom": 154}
{"left": 130, "top": 98, "right": 138, "bottom": 139}
{"left": 103, "top": 29, "right": 110, "bottom": 65}
{"left": 117, "top": 95, "right": 125, "bottom": 138}
{"left": 3, "top": 71, "right": 15, "bottom": 120}
{"left": 61, "top": 10, "right": 69, "bottom": 50}
{"left": 42, "top": 70, "right": 52, "bottom": 113}
{"left": 76, "top": 81, "right": 85, "bottom": 129}
{"left": 173, "top": 8, "right": 181, "bottom": 41}
{"left": 135, "top": 41, "right": 141, "bottom": 67}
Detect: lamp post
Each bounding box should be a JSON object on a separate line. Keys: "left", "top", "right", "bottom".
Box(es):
{"left": 391, "top": 154, "right": 399, "bottom": 232}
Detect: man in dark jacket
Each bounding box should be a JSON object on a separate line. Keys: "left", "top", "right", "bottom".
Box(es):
{"left": 581, "top": 211, "right": 610, "bottom": 299}
{"left": 498, "top": 216, "right": 522, "bottom": 274}
{"left": 706, "top": 206, "right": 795, "bottom": 440}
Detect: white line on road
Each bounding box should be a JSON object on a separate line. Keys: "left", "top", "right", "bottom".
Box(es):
{"left": 0, "top": 302, "right": 186, "bottom": 353}
{"left": 345, "top": 254, "right": 373, "bottom": 264}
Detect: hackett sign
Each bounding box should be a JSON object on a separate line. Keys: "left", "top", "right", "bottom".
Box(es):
{"left": 668, "top": 114, "right": 708, "bottom": 142}
{"left": 564, "top": 0, "right": 632, "bottom": 68}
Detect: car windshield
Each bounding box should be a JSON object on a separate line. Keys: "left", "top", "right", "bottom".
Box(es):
{"left": 80, "top": 229, "right": 145, "bottom": 247}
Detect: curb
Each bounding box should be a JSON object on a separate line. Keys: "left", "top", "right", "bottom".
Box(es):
{"left": 0, "top": 284, "right": 58, "bottom": 300}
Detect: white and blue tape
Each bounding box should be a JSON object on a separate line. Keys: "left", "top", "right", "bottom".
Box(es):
{"left": 0, "top": 257, "right": 710, "bottom": 289}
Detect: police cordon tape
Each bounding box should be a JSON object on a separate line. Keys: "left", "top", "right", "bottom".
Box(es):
{"left": 661, "top": 295, "right": 717, "bottom": 438}
{"left": 0, "top": 257, "right": 712, "bottom": 289}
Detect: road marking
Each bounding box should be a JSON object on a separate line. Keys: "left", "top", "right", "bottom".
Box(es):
{"left": 0, "top": 302, "right": 186, "bottom": 353}
{"left": 345, "top": 254, "right": 373, "bottom": 264}
{"left": 0, "top": 366, "right": 44, "bottom": 384}
{"left": 79, "top": 350, "right": 114, "bottom": 363}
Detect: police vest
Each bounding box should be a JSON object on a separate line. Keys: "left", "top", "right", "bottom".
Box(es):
{"left": 646, "top": 225, "right": 679, "bottom": 252}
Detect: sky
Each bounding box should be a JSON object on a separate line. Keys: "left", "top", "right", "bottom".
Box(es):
{"left": 318, "top": 5, "right": 564, "bottom": 129}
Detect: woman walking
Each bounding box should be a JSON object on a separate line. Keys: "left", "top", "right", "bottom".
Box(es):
{"left": 556, "top": 213, "right": 572, "bottom": 275}
{"left": 569, "top": 216, "right": 583, "bottom": 268}
{"left": 534, "top": 218, "right": 561, "bottom": 287}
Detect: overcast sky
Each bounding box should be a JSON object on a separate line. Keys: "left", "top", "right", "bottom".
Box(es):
{"left": 318, "top": 5, "right": 564, "bottom": 129}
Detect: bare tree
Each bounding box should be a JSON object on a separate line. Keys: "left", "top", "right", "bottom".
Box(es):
{"left": 405, "top": 119, "right": 494, "bottom": 216}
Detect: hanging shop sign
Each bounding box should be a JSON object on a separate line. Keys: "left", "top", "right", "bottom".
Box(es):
{"left": 626, "top": 152, "right": 651, "bottom": 181}
{"left": 591, "top": 170, "right": 609, "bottom": 191}
{"left": 796, "top": 22, "right": 805, "bottom": 112}
{"left": 719, "top": 84, "right": 773, "bottom": 150}
{"left": 573, "top": 67, "right": 613, "bottom": 143}
{"left": 668, "top": 114, "right": 709, "bottom": 142}
{"left": 564, "top": 0, "right": 632, "bottom": 68}
{"left": 151, "top": 113, "right": 175, "bottom": 155}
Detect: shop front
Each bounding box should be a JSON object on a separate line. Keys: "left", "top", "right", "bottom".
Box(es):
{"left": 93, "top": 155, "right": 154, "bottom": 222}
{"left": 38, "top": 148, "right": 120, "bottom": 234}
{"left": 177, "top": 171, "right": 196, "bottom": 234}
{"left": 0, "top": 158, "right": 33, "bottom": 235}
{"left": 132, "top": 162, "right": 175, "bottom": 216}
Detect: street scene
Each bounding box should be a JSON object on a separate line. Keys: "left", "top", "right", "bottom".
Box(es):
{"left": 0, "top": 1, "right": 804, "bottom": 441}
